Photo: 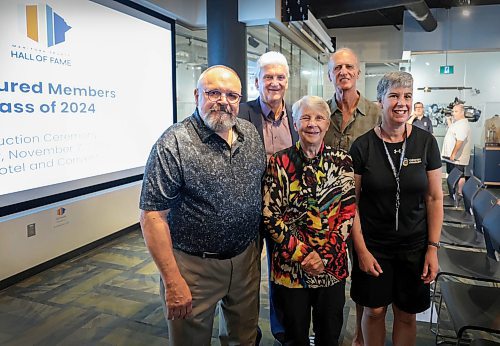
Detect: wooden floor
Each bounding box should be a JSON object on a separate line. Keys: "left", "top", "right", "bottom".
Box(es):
{"left": 0, "top": 227, "right": 454, "bottom": 345}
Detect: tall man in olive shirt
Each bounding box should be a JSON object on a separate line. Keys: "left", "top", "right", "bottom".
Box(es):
{"left": 324, "top": 48, "right": 381, "bottom": 346}
{"left": 324, "top": 48, "right": 380, "bottom": 151}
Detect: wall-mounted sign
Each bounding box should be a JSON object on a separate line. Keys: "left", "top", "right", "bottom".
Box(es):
{"left": 440, "top": 65, "right": 454, "bottom": 74}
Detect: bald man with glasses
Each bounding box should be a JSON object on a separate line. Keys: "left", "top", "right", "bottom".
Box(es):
{"left": 140, "top": 65, "right": 266, "bottom": 345}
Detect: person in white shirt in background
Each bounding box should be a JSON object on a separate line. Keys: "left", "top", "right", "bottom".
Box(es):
{"left": 441, "top": 104, "right": 471, "bottom": 197}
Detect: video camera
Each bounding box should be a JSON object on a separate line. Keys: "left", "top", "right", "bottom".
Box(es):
{"left": 439, "top": 97, "right": 481, "bottom": 122}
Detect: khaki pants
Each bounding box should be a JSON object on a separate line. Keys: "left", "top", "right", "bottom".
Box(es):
{"left": 160, "top": 241, "right": 260, "bottom": 346}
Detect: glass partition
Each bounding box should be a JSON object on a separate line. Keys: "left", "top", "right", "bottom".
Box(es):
{"left": 175, "top": 24, "right": 325, "bottom": 122}
{"left": 247, "top": 25, "right": 325, "bottom": 106}
{"left": 175, "top": 25, "right": 207, "bottom": 121}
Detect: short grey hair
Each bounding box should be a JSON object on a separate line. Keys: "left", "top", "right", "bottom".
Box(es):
{"left": 328, "top": 47, "right": 360, "bottom": 72}
{"left": 376, "top": 71, "right": 413, "bottom": 102}
{"left": 292, "top": 95, "right": 330, "bottom": 124}
{"left": 255, "top": 51, "right": 289, "bottom": 79}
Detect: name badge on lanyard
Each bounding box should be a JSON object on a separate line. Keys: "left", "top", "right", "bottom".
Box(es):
{"left": 379, "top": 124, "right": 407, "bottom": 231}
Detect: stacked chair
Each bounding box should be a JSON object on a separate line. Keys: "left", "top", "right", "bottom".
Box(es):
{"left": 431, "top": 182, "right": 500, "bottom": 345}
{"left": 482, "top": 204, "right": 500, "bottom": 261}
{"left": 440, "top": 176, "right": 485, "bottom": 248}
{"left": 442, "top": 175, "right": 481, "bottom": 225}
{"left": 469, "top": 336, "right": 500, "bottom": 346}
{"left": 444, "top": 167, "right": 465, "bottom": 208}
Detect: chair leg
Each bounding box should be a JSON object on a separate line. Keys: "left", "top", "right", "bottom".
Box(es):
{"left": 456, "top": 328, "right": 473, "bottom": 346}
{"left": 436, "top": 294, "right": 444, "bottom": 344}
{"left": 430, "top": 279, "right": 439, "bottom": 334}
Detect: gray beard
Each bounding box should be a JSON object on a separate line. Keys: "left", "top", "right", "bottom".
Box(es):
{"left": 203, "top": 110, "right": 236, "bottom": 132}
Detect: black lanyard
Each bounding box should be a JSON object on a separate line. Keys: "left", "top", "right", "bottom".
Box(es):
{"left": 379, "top": 124, "right": 407, "bottom": 231}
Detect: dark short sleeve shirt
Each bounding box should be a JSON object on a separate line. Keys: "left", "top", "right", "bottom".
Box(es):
{"left": 412, "top": 115, "right": 433, "bottom": 133}
{"left": 349, "top": 127, "right": 441, "bottom": 255}
{"left": 140, "top": 110, "right": 267, "bottom": 255}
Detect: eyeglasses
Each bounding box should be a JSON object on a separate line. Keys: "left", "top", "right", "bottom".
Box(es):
{"left": 204, "top": 90, "right": 242, "bottom": 104}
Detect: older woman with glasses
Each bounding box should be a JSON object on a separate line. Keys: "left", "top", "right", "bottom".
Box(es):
{"left": 349, "top": 72, "right": 443, "bottom": 345}
{"left": 263, "top": 95, "right": 356, "bottom": 345}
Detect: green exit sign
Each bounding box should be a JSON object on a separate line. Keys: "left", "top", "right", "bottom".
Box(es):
{"left": 440, "top": 65, "right": 454, "bottom": 74}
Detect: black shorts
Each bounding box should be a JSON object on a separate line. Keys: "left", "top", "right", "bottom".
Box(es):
{"left": 350, "top": 248, "right": 430, "bottom": 314}
{"left": 446, "top": 162, "right": 465, "bottom": 174}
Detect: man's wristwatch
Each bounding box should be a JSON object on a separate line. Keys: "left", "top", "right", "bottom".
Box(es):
{"left": 428, "top": 241, "right": 441, "bottom": 249}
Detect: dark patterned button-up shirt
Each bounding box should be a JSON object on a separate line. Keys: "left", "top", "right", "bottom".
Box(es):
{"left": 263, "top": 142, "right": 356, "bottom": 288}
{"left": 140, "top": 110, "right": 266, "bottom": 256}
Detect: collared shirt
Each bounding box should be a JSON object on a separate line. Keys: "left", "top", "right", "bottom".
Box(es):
{"left": 140, "top": 110, "right": 266, "bottom": 256}
{"left": 324, "top": 93, "right": 381, "bottom": 151}
{"left": 263, "top": 142, "right": 356, "bottom": 288}
{"left": 259, "top": 98, "right": 293, "bottom": 161}
{"left": 412, "top": 115, "right": 433, "bottom": 133}
{"left": 442, "top": 118, "right": 471, "bottom": 165}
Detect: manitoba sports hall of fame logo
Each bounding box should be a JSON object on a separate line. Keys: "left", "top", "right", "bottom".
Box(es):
{"left": 25, "top": 3, "right": 71, "bottom": 47}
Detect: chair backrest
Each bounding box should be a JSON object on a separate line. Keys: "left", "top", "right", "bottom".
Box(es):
{"left": 472, "top": 189, "right": 497, "bottom": 234}
{"left": 482, "top": 204, "right": 500, "bottom": 260}
{"left": 462, "top": 176, "right": 483, "bottom": 212}
{"left": 446, "top": 167, "right": 462, "bottom": 197}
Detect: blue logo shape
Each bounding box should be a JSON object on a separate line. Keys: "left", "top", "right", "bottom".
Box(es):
{"left": 26, "top": 4, "right": 71, "bottom": 47}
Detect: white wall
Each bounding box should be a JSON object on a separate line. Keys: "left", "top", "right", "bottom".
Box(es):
{"left": 0, "top": 183, "right": 142, "bottom": 281}
{"left": 238, "top": 0, "right": 280, "bottom": 25}
{"left": 325, "top": 26, "right": 403, "bottom": 98}
{"left": 137, "top": 0, "right": 283, "bottom": 28}
{"left": 404, "top": 5, "right": 500, "bottom": 52}
{"left": 328, "top": 26, "right": 404, "bottom": 62}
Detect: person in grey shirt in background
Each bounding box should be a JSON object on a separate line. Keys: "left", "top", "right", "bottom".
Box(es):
{"left": 139, "top": 65, "right": 266, "bottom": 345}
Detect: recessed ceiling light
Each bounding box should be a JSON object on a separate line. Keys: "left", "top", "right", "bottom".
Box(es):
{"left": 462, "top": 9, "right": 470, "bottom": 16}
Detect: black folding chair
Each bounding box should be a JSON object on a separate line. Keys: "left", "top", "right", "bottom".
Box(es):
{"left": 482, "top": 204, "right": 500, "bottom": 260}
{"left": 470, "top": 337, "right": 500, "bottom": 346}
{"left": 431, "top": 190, "right": 500, "bottom": 344}
{"left": 444, "top": 167, "right": 463, "bottom": 208}
{"left": 441, "top": 177, "right": 484, "bottom": 248}
{"left": 438, "top": 280, "right": 500, "bottom": 345}
{"left": 443, "top": 176, "right": 482, "bottom": 225}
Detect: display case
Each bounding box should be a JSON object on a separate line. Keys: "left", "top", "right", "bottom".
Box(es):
{"left": 474, "top": 146, "right": 500, "bottom": 186}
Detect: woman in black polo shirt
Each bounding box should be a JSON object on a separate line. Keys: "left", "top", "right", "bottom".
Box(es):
{"left": 349, "top": 71, "right": 443, "bottom": 345}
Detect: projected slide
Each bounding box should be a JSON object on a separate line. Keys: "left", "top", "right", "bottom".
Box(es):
{"left": 0, "top": 0, "right": 174, "bottom": 214}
